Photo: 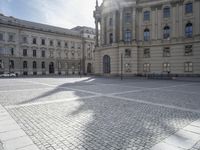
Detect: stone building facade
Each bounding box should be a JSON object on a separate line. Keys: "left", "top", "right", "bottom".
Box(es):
{"left": 0, "top": 14, "right": 95, "bottom": 76}
{"left": 94, "top": 0, "right": 200, "bottom": 76}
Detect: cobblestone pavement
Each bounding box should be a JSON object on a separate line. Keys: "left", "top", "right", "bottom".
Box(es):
{"left": 0, "top": 77, "right": 200, "bottom": 150}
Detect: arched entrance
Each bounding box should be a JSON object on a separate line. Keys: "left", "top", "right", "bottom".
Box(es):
{"left": 87, "top": 63, "right": 92, "bottom": 74}
{"left": 49, "top": 62, "right": 54, "bottom": 74}
{"left": 103, "top": 55, "right": 111, "bottom": 74}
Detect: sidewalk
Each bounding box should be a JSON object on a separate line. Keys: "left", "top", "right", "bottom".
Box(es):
{"left": 151, "top": 120, "right": 200, "bottom": 150}
{"left": 0, "top": 105, "right": 39, "bottom": 150}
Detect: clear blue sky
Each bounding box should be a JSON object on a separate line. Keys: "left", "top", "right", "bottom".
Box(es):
{"left": 0, "top": 0, "right": 103, "bottom": 29}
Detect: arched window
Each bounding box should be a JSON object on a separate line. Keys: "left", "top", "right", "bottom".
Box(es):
{"left": 185, "top": 23, "right": 193, "bottom": 38}
{"left": 163, "top": 7, "right": 170, "bottom": 18}
{"left": 109, "top": 33, "right": 113, "bottom": 44}
{"left": 144, "top": 29, "right": 150, "bottom": 41}
{"left": 124, "top": 29, "right": 132, "bottom": 42}
{"left": 23, "top": 61, "right": 28, "bottom": 69}
{"left": 163, "top": 26, "right": 170, "bottom": 39}
{"left": 103, "top": 55, "right": 111, "bottom": 74}
{"left": 33, "top": 61, "right": 37, "bottom": 69}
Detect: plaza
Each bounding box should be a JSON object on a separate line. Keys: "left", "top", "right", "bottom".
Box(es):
{"left": 0, "top": 77, "right": 200, "bottom": 150}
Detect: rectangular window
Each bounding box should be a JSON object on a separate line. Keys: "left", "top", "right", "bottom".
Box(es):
{"left": 50, "top": 40, "right": 53, "bottom": 46}
{"left": 0, "top": 33, "right": 4, "bottom": 41}
{"left": 185, "top": 45, "right": 193, "bottom": 56}
{"left": 163, "top": 47, "right": 170, "bottom": 57}
{"left": 0, "top": 60, "right": 3, "bottom": 69}
{"left": 125, "top": 49, "right": 131, "bottom": 57}
{"left": 144, "top": 49, "right": 150, "bottom": 58}
{"left": 184, "top": 62, "right": 193, "bottom": 72}
{"left": 42, "top": 62, "right": 45, "bottom": 69}
{"left": 163, "top": 7, "right": 170, "bottom": 18}
{"left": 163, "top": 63, "right": 170, "bottom": 72}
{"left": 77, "top": 43, "right": 81, "bottom": 49}
{"left": 125, "top": 13, "right": 131, "bottom": 23}
{"left": 41, "top": 51, "right": 45, "bottom": 57}
{"left": 33, "top": 50, "right": 37, "bottom": 57}
{"left": 124, "top": 30, "right": 132, "bottom": 42}
{"left": 71, "top": 42, "right": 75, "bottom": 49}
{"left": 50, "top": 51, "right": 53, "bottom": 58}
{"left": 143, "top": 63, "right": 150, "bottom": 72}
{"left": 10, "top": 48, "right": 14, "bottom": 56}
{"left": 185, "top": 3, "right": 193, "bottom": 14}
{"left": 23, "top": 49, "right": 27, "bottom": 56}
{"left": 144, "top": 11, "right": 150, "bottom": 21}
{"left": 23, "top": 61, "right": 28, "bottom": 69}
{"left": 57, "top": 41, "right": 61, "bottom": 47}
{"left": 65, "top": 42, "right": 68, "bottom": 48}
{"left": 8, "top": 34, "right": 14, "bottom": 42}
{"left": 41, "top": 39, "right": 45, "bottom": 45}
{"left": 9, "top": 60, "right": 14, "bottom": 69}
{"left": 109, "top": 18, "right": 113, "bottom": 26}
{"left": 22, "top": 36, "right": 28, "bottom": 43}
{"left": 32, "top": 38, "right": 37, "bottom": 44}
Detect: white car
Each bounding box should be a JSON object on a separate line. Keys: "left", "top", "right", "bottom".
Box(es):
{"left": 0, "top": 73, "right": 16, "bottom": 77}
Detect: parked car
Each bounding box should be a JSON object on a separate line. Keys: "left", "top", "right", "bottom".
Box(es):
{"left": 0, "top": 73, "right": 16, "bottom": 77}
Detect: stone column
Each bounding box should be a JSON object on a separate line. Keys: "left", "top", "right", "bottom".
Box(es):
{"left": 132, "top": 8, "right": 136, "bottom": 41}
{"left": 101, "top": 17, "right": 105, "bottom": 45}
{"left": 113, "top": 11, "right": 116, "bottom": 43}
{"left": 95, "top": 20, "right": 99, "bottom": 47}
{"left": 119, "top": 8, "right": 123, "bottom": 41}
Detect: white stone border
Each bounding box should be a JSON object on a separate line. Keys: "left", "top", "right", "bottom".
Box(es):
{"left": 0, "top": 105, "right": 39, "bottom": 150}
{"left": 151, "top": 120, "right": 200, "bottom": 150}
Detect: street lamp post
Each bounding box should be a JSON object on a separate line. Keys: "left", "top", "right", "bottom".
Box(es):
{"left": 121, "top": 53, "right": 123, "bottom": 80}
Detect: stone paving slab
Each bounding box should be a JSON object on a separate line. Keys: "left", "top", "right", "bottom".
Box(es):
{"left": 1, "top": 78, "right": 200, "bottom": 150}
{"left": 7, "top": 96, "right": 200, "bottom": 150}
{"left": 151, "top": 120, "right": 200, "bottom": 150}
{"left": 116, "top": 89, "right": 200, "bottom": 110}
{"left": 0, "top": 88, "right": 95, "bottom": 106}
{"left": 0, "top": 105, "right": 39, "bottom": 150}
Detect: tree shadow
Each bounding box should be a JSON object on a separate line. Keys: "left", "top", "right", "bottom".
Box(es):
{"left": 11, "top": 77, "right": 200, "bottom": 149}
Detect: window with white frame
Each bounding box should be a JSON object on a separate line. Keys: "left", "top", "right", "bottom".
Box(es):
{"left": 42, "top": 61, "right": 45, "bottom": 69}
{"left": 185, "top": 45, "right": 193, "bottom": 56}
{"left": 50, "top": 40, "right": 54, "bottom": 46}
{"left": 163, "top": 26, "right": 170, "bottom": 39}
{"left": 185, "top": 3, "right": 193, "bottom": 14}
{"left": 124, "top": 12, "right": 131, "bottom": 23}
{"left": 125, "top": 63, "right": 131, "bottom": 72}
{"left": 8, "top": 33, "right": 15, "bottom": 42}
{"left": 0, "top": 60, "right": 3, "bottom": 69}
{"left": 124, "top": 29, "right": 132, "bottom": 42}
{"left": 144, "top": 28, "right": 150, "bottom": 41}
{"left": 144, "top": 11, "right": 150, "bottom": 21}
{"left": 184, "top": 62, "right": 193, "bottom": 72}
{"left": 125, "top": 49, "right": 131, "bottom": 57}
{"left": 163, "top": 7, "right": 170, "bottom": 18}
{"left": 163, "top": 47, "right": 170, "bottom": 57}
{"left": 109, "top": 18, "right": 113, "bottom": 26}
{"left": 163, "top": 63, "right": 170, "bottom": 72}
{"left": 22, "top": 36, "right": 28, "bottom": 43}
{"left": 143, "top": 63, "right": 150, "bottom": 72}
{"left": 144, "top": 48, "right": 150, "bottom": 58}
{"left": 0, "top": 32, "right": 4, "bottom": 41}
{"left": 185, "top": 23, "right": 193, "bottom": 38}
{"left": 9, "top": 60, "right": 14, "bottom": 69}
